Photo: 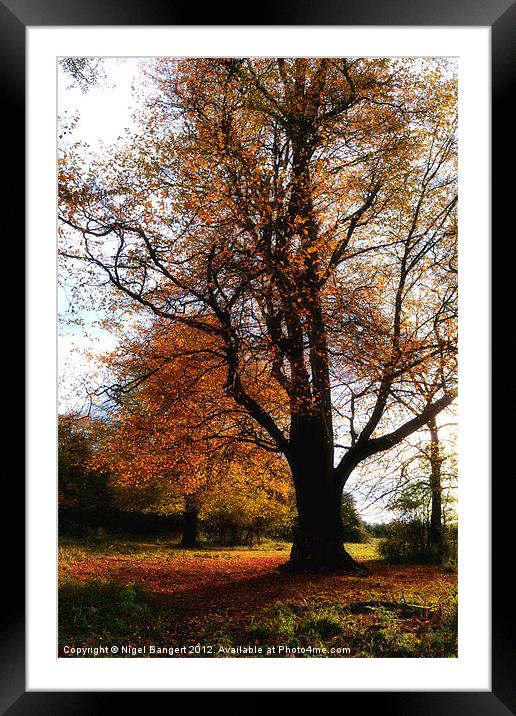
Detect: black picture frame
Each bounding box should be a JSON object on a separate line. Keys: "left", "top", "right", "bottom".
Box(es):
{"left": 10, "top": 0, "right": 513, "bottom": 711}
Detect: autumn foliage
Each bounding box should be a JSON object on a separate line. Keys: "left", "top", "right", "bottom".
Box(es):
{"left": 90, "top": 320, "right": 294, "bottom": 543}
{"left": 59, "top": 58, "right": 457, "bottom": 571}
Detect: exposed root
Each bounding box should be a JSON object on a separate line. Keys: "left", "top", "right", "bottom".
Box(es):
{"left": 279, "top": 532, "right": 371, "bottom": 576}
{"left": 278, "top": 557, "right": 369, "bottom": 576}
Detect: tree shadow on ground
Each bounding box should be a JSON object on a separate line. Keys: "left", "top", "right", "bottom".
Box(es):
{"left": 58, "top": 557, "right": 456, "bottom": 655}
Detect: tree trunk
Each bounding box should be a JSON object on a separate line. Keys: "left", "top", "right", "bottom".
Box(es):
{"left": 284, "top": 490, "right": 366, "bottom": 573}
{"left": 428, "top": 417, "right": 444, "bottom": 557}
{"left": 180, "top": 502, "right": 199, "bottom": 548}
{"left": 280, "top": 431, "right": 367, "bottom": 573}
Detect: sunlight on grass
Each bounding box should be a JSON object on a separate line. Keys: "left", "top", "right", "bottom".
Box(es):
{"left": 345, "top": 539, "right": 381, "bottom": 561}
{"left": 59, "top": 535, "right": 381, "bottom": 564}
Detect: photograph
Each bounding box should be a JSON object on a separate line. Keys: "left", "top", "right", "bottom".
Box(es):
{"left": 57, "top": 55, "right": 459, "bottom": 660}
{"left": 10, "top": 0, "right": 506, "bottom": 702}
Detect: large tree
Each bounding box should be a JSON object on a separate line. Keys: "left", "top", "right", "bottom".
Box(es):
{"left": 59, "top": 57, "right": 457, "bottom": 571}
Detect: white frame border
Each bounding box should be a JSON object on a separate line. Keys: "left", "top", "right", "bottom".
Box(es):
{"left": 27, "top": 25, "right": 490, "bottom": 691}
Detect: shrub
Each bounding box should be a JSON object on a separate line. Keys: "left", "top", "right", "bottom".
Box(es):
{"left": 379, "top": 519, "right": 457, "bottom": 564}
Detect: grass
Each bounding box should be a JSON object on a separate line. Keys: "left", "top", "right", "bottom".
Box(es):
{"left": 59, "top": 579, "right": 166, "bottom": 653}
{"left": 234, "top": 597, "right": 458, "bottom": 658}
{"left": 59, "top": 536, "right": 457, "bottom": 658}
{"left": 58, "top": 534, "right": 293, "bottom": 558}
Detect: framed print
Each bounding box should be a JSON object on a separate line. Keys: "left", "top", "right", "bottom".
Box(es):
{"left": 11, "top": 0, "right": 513, "bottom": 710}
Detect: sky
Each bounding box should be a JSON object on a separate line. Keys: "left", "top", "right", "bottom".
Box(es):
{"left": 58, "top": 59, "right": 143, "bottom": 412}
{"left": 57, "top": 58, "right": 458, "bottom": 523}
{"left": 58, "top": 58, "right": 141, "bottom": 152}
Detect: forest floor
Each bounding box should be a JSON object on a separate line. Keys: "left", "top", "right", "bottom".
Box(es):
{"left": 58, "top": 537, "right": 457, "bottom": 658}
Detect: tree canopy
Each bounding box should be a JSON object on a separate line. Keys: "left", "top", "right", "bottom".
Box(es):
{"left": 59, "top": 57, "right": 457, "bottom": 571}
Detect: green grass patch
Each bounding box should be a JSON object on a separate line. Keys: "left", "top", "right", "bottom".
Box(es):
{"left": 59, "top": 535, "right": 292, "bottom": 562}
{"left": 59, "top": 535, "right": 381, "bottom": 562}
{"left": 58, "top": 578, "right": 165, "bottom": 654}
{"left": 209, "top": 593, "right": 458, "bottom": 658}
{"left": 345, "top": 539, "right": 381, "bottom": 561}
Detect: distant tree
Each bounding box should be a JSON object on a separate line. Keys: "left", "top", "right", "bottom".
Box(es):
{"left": 341, "top": 492, "right": 369, "bottom": 543}
{"left": 201, "top": 463, "right": 295, "bottom": 548}
{"left": 364, "top": 522, "right": 389, "bottom": 538}
{"left": 427, "top": 416, "right": 445, "bottom": 556}
{"left": 378, "top": 431, "right": 457, "bottom": 563}
{"left": 93, "top": 319, "right": 293, "bottom": 548}
{"left": 58, "top": 413, "right": 112, "bottom": 513}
